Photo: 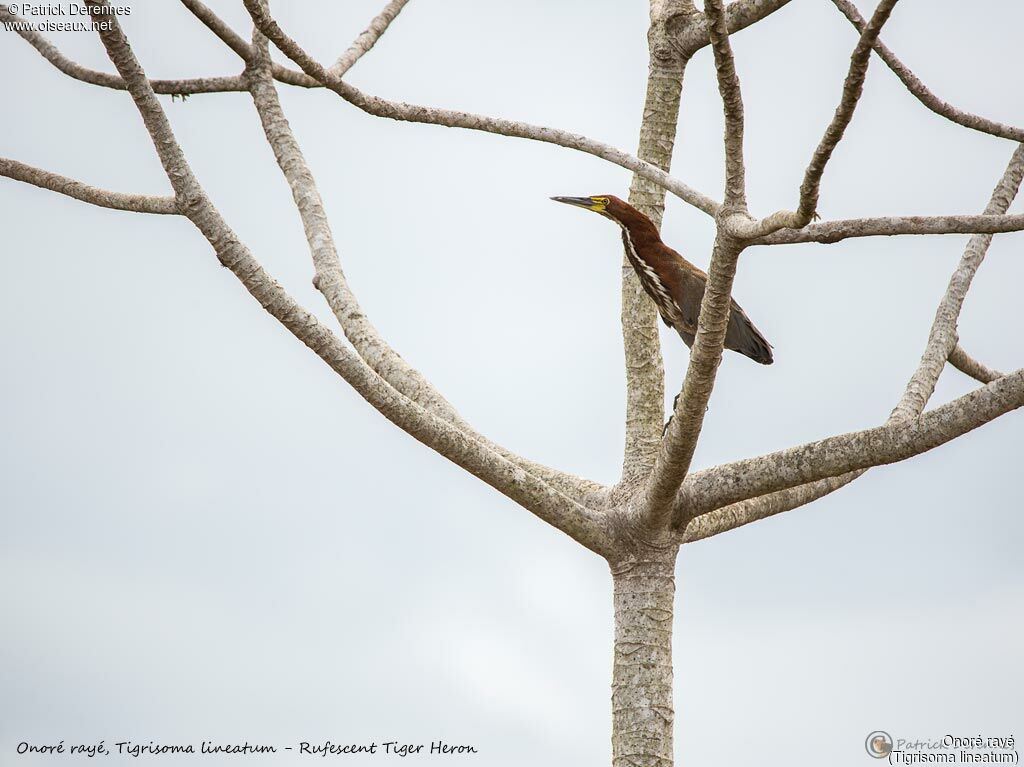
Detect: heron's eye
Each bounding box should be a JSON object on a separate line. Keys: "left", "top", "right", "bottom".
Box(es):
{"left": 593, "top": 197, "right": 609, "bottom": 207}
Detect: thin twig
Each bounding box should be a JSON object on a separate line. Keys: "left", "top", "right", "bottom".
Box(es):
{"left": 634, "top": 0, "right": 766, "bottom": 529}
{"left": 245, "top": 15, "right": 593, "bottom": 501}
{"left": 757, "top": 212, "right": 1024, "bottom": 245}
{"left": 328, "top": 0, "right": 410, "bottom": 77}
{"left": 178, "top": 0, "right": 318, "bottom": 87}
{"left": 619, "top": 0, "right": 695, "bottom": 484}
{"left": 0, "top": 158, "right": 178, "bottom": 215}
{"left": 676, "top": 0, "right": 795, "bottom": 57}
{"left": 796, "top": 0, "right": 901, "bottom": 225}
{"left": 892, "top": 143, "right": 1024, "bottom": 421}
{"left": 82, "top": 0, "right": 614, "bottom": 557}
{"left": 681, "top": 471, "right": 860, "bottom": 543}
{"left": 675, "top": 368, "right": 1024, "bottom": 519}
{"left": 1, "top": 6, "right": 251, "bottom": 94}
{"left": 676, "top": 143, "right": 1024, "bottom": 536}
{"left": 948, "top": 344, "right": 1005, "bottom": 385}
{"left": 704, "top": 0, "right": 748, "bottom": 209}
{"left": 831, "top": 0, "right": 1024, "bottom": 143}
{"left": 640, "top": 234, "right": 746, "bottom": 529}
{"left": 241, "top": 0, "right": 719, "bottom": 217}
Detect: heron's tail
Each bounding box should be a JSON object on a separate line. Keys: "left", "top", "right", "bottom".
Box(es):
{"left": 726, "top": 302, "right": 773, "bottom": 365}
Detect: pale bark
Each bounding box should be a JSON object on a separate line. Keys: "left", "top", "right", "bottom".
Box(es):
{"left": 892, "top": 144, "right": 1024, "bottom": 421}
{"left": 5, "top": 3, "right": 1024, "bottom": 765}
{"left": 830, "top": 0, "right": 1024, "bottom": 143}
{"left": 241, "top": 0, "right": 718, "bottom": 218}
{"left": 795, "top": 0, "right": 900, "bottom": 226}
{"left": 695, "top": 0, "right": 903, "bottom": 241}
{"left": 644, "top": 235, "right": 745, "bottom": 526}
{"left": 949, "top": 345, "right": 1004, "bottom": 385}
{"left": 675, "top": 368, "right": 1024, "bottom": 521}
{"left": 82, "top": 0, "right": 614, "bottom": 557}
{"left": 759, "top": 212, "right": 1024, "bottom": 245}
{"left": 611, "top": 548, "right": 678, "bottom": 767}
{"left": 681, "top": 472, "right": 861, "bottom": 543}
{"left": 610, "top": 4, "right": 695, "bottom": 761}
{"left": 0, "top": 5, "right": 253, "bottom": 93}
{"left": 675, "top": 0, "right": 794, "bottom": 57}
{"left": 5, "top": 2, "right": 716, "bottom": 218}
{"left": 680, "top": 144, "right": 1024, "bottom": 538}
{"left": 245, "top": 19, "right": 592, "bottom": 501}
{"left": 328, "top": 0, "right": 410, "bottom": 77}
{"left": 0, "top": 158, "right": 178, "bottom": 215}
{"left": 642, "top": 0, "right": 751, "bottom": 527}
{"left": 619, "top": 0, "right": 697, "bottom": 484}
{"left": 705, "top": 0, "right": 748, "bottom": 210}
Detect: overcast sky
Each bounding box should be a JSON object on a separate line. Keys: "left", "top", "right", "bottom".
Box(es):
{"left": 2, "top": 1, "right": 1022, "bottom": 765}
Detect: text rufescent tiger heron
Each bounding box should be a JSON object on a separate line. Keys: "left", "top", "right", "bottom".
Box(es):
{"left": 552, "top": 194, "right": 773, "bottom": 365}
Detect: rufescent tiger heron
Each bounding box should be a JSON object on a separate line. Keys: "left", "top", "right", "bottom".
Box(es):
{"left": 552, "top": 195, "right": 773, "bottom": 365}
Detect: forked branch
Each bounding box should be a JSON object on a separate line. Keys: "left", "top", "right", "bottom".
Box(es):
{"left": 245, "top": 16, "right": 593, "bottom": 500}
{"left": 830, "top": 0, "right": 1024, "bottom": 143}
{"left": 79, "top": 0, "right": 613, "bottom": 556}
{"left": 641, "top": 234, "right": 746, "bottom": 528}
{"left": 795, "top": 0, "right": 900, "bottom": 225}
{"left": 240, "top": 0, "right": 719, "bottom": 216}
{"left": 1, "top": 5, "right": 253, "bottom": 94}
{"left": 892, "top": 143, "right": 1024, "bottom": 421}
{"left": 675, "top": 368, "right": 1024, "bottom": 520}
{"left": 679, "top": 143, "right": 1024, "bottom": 536}
{"left": 675, "top": 0, "right": 794, "bottom": 57}
{"left": 638, "top": 0, "right": 754, "bottom": 528}
{"left": 759, "top": 213, "right": 1024, "bottom": 245}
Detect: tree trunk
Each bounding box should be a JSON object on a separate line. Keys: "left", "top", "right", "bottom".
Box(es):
{"left": 621, "top": 0, "right": 696, "bottom": 484}
{"left": 610, "top": 545, "right": 679, "bottom": 766}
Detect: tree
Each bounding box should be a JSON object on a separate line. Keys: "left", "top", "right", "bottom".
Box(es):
{"left": 2, "top": 1, "right": 1021, "bottom": 764}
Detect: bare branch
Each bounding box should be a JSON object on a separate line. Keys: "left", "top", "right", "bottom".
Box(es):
{"left": 948, "top": 344, "right": 1005, "bottom": 385}
{"left": 629, "top": 0, "right": 758, "bottom": 526}
{"left": 2, "top": 5, "right": 250, "bottom": 94}
{"left": 892, "top": 144, "right": 1024, "bottom": 421}
{"left": 831, "top": 0, "right": 1024, "bottom": 143}
{"left": 632, "top": 0, "right": 779, "bottom": 527}
{"left": 82, "top": 0, "right": 613, "bottom": 556}
{"left": 328, "top": 0, "right": 410, "bottom": 78}
{"left": 245, "top": 19, "right": 593, "bottom": 501}
{"left": 241, "top": 0, "right": 720, "bottom": 217}
{"left": 681, "top": 471, "right": 862, "bottom": 543}
{"left": 757, "top": 212, "right": 1024, "bottom": 245}
{"left": 179, "top": 0, "right": 318, "bottom": 88}
{"left": 676, "top": 0, "right": 795, "bottom": 57}
{"left": 796, "top": 0, "right": 900, "bottom": 226}
{"left": 640, "top": 234, "right": 746, "bottom": 529}
{"left": 187, "top": 0, "right": 409, "bottom": 82}
{"left": 678, "top": 144, "right": 1024, "bottom": 537}
{"left": 0, "top": 157, "right": 178, "bottom": 215}
{"left": 704, "top": 0, "right": 748, "bottom": 209}
{"left": 178, "top": 0, "right": 256, "bottom": 59}
{"left": 619, "top": 0, "right": 695, "bottom": 484}
{"left": 675, "top": 368, "right": 1024, "bottom": 519}
{"left": 707, "top": 0, "right": 902, "bottom": 239}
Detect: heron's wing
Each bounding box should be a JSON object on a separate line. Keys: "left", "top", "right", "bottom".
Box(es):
{"left": 662, "top": 261, "right": 706, "bottom": 339}
{"left": 726, "top": 299, "right": 774, "bottom": 364}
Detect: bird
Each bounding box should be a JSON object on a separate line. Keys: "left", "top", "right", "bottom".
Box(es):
{"left": 551, "top": 194, "right": 773, "bottom": 365}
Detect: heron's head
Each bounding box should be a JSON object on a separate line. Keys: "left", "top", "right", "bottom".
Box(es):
{"left": 551, "top": 194, "right": 624, "bottom": 221}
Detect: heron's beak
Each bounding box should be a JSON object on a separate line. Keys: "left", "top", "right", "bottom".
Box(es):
{"left": 550, "top": 196, "right": 595, "bottom": 210}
